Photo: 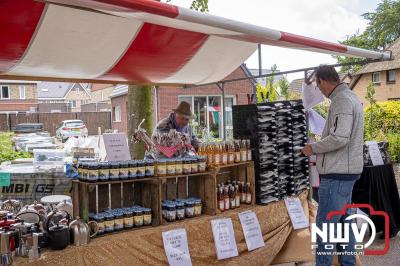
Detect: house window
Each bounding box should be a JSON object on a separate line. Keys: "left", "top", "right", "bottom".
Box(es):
{"left": 19, "top": 85, "right": 26, "bottom": 99}
{"left": 178, "top": 95, "right": 236, "bottom": 139}
{"left": 372, "top": 72, "right": 380, "bottom": 84}
{"left": 76, "top": 87, "right": 80, "bottom": 94}
{"left": 69, "top": 100, "right": 77, "bottom": 108}
{"left": 113, "top": 106, "right": 121, "bottom": 122}
{"left": 387, "top": 70, "right": 396, "bottom": 83}
{"left": 1, "top": 86, "right": 10, "bottom": 99}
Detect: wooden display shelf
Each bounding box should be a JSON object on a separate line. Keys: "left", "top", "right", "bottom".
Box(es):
{"left": 159, "top": 171, "right": 216, "bottom": 225}
{"left": 210, "top": 161, "right": 256, "bottom": 214}
{"left": 72, "top": 177, "right": 160, "bottom": 226}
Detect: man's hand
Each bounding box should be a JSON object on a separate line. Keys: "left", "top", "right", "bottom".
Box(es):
{"left": 302, "top": 144, "right": 314, "bottom": 157}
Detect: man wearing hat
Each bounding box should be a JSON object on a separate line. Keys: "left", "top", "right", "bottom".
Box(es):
{"left": 153, "top": 101, "right": 199, "bottom": 147}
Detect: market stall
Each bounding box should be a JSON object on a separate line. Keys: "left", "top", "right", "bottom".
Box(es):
{"left": 0, "top": 0, "right": 393, "bottom": 265}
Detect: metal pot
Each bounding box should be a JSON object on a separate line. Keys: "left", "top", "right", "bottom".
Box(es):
{"left": 44, "top": 209, "right": 70, "bottom": 232}
{"left": 45, "top": 210, "right": 71, "bottom": 250}
{"left": 15, "top": 206, "right": 42, "bottom": 224}
{"left": 55, "top": 200, "right": 73, "bottom": 218}
{"left": 69, "top": 217, "right": 97, "bottom": 246}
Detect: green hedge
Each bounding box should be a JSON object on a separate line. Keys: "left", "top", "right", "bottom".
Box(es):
{"left": 364, "top": 101, "right": 400, "bottom": 162}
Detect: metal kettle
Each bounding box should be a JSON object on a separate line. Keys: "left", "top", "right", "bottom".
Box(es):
{"left": 69, "top": 217, "right": 97, "bottom": 246}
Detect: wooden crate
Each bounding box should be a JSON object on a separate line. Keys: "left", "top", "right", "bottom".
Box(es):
{"left": 210, "top": 161, "right": 256, "bottom": 214}
{"left": 158, "top": 171, "right": 216, "bottom": 224}
{"left": 72, "top": 178, "right": 160, "bottom": 226}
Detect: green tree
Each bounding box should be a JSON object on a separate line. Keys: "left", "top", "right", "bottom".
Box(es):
{"left": 334, "top": 0, "right": 400, "bottom": 72}
{"left": 278, "top": 77, "right": 290, "bottom": 100}
{"left": 365, "top": 82, "right": 378, "bottom": 139}
{"left": 128, "top": 0, "right": 209, "bottom": 159}
{"left": 256, "top": 65, "right": 279, "bottom": 103}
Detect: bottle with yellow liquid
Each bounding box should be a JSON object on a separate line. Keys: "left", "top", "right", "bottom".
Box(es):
{"left": 213, "top": 143, "right": 221, "bottom": 165}
{"left": 221, "top": 142, "right": 228, "bottom": 165}
{"left": 228, "top": 141, "right": 235, "bottom": 164}
{"left": 234, "top": 140, "right": 241, "bottom": 163}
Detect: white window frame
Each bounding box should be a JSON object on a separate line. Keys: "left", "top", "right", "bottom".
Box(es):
{"left": 19, "top": 85, "right": 26, "bottom": 99}
{"left": 113, "top": 106, "right": 121, "bottom": 122}
{"left": 372, "top": 72, "right": 380, "bottom": 84}
{"left": 387, "top": 70, "right": 396, "bottom": 83}
{"left": 178, "top": 95, "right": 236, "bottom": 139}
{"left": 70, "top": 100, "right": 77, "bottom": 108}
{"left": 0, "top": 85, "right": 10, "bottom": 100}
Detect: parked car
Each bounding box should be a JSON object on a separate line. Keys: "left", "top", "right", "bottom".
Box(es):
{"left": 13, "top": 123, "right": 43, "bottom": 133}
{"left": 56, "top": 120, "right": 88, "bottom": 142}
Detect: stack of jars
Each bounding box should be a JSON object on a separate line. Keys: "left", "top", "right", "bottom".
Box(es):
{"left": 78, "top": 159, "right": 155, "bottom": 182}
{"left": 155, "top": 156, "right": 207, "bottom": 177}
{"left": 162, "top": 198, "right": 202, "bottom": 222}
{"left": 89, "top": 205, "right": 152, "bottom": 235}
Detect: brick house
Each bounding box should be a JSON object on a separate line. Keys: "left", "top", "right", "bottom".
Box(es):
{"left": 0, "top": 80, "right": 39, "bottom": 113}
{"left": 110, "top": 65, "right": 256, "bottom": 138}
{"left": 81, "top": 84, "right": 113, "bottom": 112}
{"left": 351, "top": 38, "right": 400, "bottom": 106}
{"left": 38, "top": 82, "right": 91, "bottom": 112}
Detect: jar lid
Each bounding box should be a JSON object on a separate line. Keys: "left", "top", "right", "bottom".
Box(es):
{"left": 134, "top": 209, "right": 143, "bottom": 215}
{"left": 129, "top": 160, "right": 138, "bottom": 167}
{"left": 120, "top": 161, "right": 129, "bottom": 167}
{"left": 110, "top": 162, "right": 120, "bottom": 168}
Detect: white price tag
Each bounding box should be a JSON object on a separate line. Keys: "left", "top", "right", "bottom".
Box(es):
{"left": 238, "top": 211, "right": 265, "bottom": 251}
{"left": 367, "top": 141, "right": 384, "bottom": 166}
{"left": 162, "top": 229, "right": 192, "bottom": 266}
{"left": 211, "top": 218, "right": 239, "bottom": 260}
{"left": 284, "top": 197, "right": 309, "bottom": 230}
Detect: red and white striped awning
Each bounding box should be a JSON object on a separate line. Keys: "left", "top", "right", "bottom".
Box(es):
{"left": 0, "top": 0, "right": 392, "bottom": 85}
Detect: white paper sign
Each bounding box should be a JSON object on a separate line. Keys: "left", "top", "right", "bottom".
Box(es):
{"left": 238, "top": 211, "right": 265, "bottom": 251}
{"left": 308, "top": 108, "right": 326, "bottom": 136}
{"left": 162, "top": 229, "right": 192, "bottom": 266}
{"left": 301, "top": 83, "right": 325, "bottom": 109}
{"left": 367, "top": 141, "right": 384, "bottom": 166}
{"left": 211, "top": 218, "right": 239, "bottom": 260}
{"left": 102, "top": 133, "right": 131, "bottom": 161}
{"left": 284, "top": 197, "right": 309, "bottom": 230}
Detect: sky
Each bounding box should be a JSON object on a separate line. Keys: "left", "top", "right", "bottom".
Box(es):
{"left": 168, "top": 0, "right": 381, "bottom": 81}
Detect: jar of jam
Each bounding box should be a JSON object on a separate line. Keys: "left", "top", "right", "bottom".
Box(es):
{"left": 162, "top": 201, "right": 168, "bottom": 219}
{"left": 123, "top": 209, "right": 134, "bottom": 229}
{"left": 104, "top": 213, "right": 115, "bottom": 233}
{"left": 133, "top": 209, "right": 144, "bottom": 227}
{"left": 79, "top": 163, "right": 87, "bottom": 181}
{"left": 176, "top": 201, "right": 185, "bottom": 220}
{"left": 94, "top": 214, "right": 105, "bottom": 235}
{"left": 198, "top": 156, "right": 207, "bottom": 172}
{"left": 143, "top": 208, "right": 152, "bottom": 225}
{"left": 109, "top": 162, "right": 120, "bottom": 180}
{"left": 183, "top": 159, "right": 191, "bottom": 175}
{"left": 166, "top": 159, "right": 176, "bottom": 175}
{"left": 145, "top": 160, "right": 155, "bottom": 177}
{"left": 119, "top": 161, "right": 129, "bottom": 180}
{"left": 114, "top": 211, "right": 124, "bottom": 231}
{"left": 128, "top": 160, "right": 138, "bottom": 179}
{"left": 165, "top": 203, "right": 176, "bottom": 222}
{"left": 156, "top": 160, "right": 167, "bottom": 176}
{"left": 194, "top": 199, "right": 202, "bottom": 217}
{"left": 99, "top": 162, "right": 110, "bottom": 181}
{"left": 137, "top": 160, "right": 146, "bottom": 178}
{"left": 185, "top": 201, "right": 195, "bottom": 218}
{"left": 190, "top": 157, "right": 198, "bottom": 174}
{"left": 175, "top": 159, "right": 183, "bottom": 175}
{"left": 87, "top": 163, "right": 99, "bottom": 182}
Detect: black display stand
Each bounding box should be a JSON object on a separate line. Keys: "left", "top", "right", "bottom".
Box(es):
{"left": 352, "top": 164, "right": 400, "bottom": 237}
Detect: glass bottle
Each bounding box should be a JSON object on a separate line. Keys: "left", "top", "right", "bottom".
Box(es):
{"left": 246, "top": 139, "right": 252, "bottom": 161}
{"left": 230, "top": 185, "right": 236, "bottom": 209}
{"left": 223, "top": 186, "right": 230, "bottom": 210}
{"left": 234, "top": 140, "right": 241, "bottom": 163}
{"left": 246, "top": 182, "right": 252, "bottom": 204}
{"left": 240, "top": 140, "right": 247, "bottom": 162}
{"left": 218, "top": 187, "right": 224, "bottom": 212}
{"left": 241, "top": 181, "right": 247, "bottom": 203}
{"left": 228, "top": 141, "right": 235, "bottom": 164}
{"left": 213, "top": 143, "right": 221, "bottom": 165}
{"left": 221, "top": 142, "right": 228, "bottom": 165}
{"left": 235, "top": 184, "right": 241, "bottom": 207}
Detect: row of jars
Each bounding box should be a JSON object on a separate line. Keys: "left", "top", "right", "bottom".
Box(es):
{"left": 162, "top": 198, "right": 202, "bottom": 222}
{"left": 155, "top": 156, "right": 207, "bottom": 177}
{"left": 78, "top": 160, "right": 155, "bottom": 182}
{"left": 89, "top": 206, "right": 152, "bottom": 235}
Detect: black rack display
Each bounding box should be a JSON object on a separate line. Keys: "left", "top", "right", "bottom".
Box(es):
{"left": 232, "top": 100, "right": 309, "bottom": 204}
